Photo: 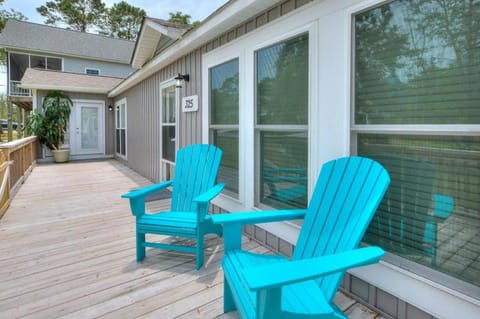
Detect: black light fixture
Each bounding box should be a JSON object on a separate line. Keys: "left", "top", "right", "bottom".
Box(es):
{"left": 108, "top": 105, "right": 113, "bottom": 111}
{"left": 175, "top": 73, "right": 190, "bottom": 88}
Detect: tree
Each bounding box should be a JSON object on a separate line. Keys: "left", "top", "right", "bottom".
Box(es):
{"left": 100, "top": 1, "right": 145, "bottom": 41}
{"left": 168, "top": 11, "right": 198, "bottom": 26}
{"left": 36, "top": 0, "right": 106, "bottom": 32}
{"left": 0, "top": 2, "right": 28, "bottom": 64}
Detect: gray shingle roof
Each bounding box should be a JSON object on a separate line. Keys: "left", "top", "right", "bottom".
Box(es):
{"left": 0, "top": 20, "right": 135, "bottom": 64}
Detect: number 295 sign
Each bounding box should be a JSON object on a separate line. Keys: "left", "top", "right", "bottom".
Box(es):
{"left": 182, "top": 95, "right": 198, "bottom": 112}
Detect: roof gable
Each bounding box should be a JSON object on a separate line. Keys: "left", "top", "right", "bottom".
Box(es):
{"left": 131, "top": 17, "right": 190, "bottom": 69}
{"left": 0, "top": 20, "right": 135, "bottom": 64}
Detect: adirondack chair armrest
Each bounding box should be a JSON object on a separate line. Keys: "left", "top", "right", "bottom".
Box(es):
{"left": 243, "top": 246, "right": 384, "bottom": 291}
{"left": 121, "top": 181, "right": 173, "bottom": 216}
{"left": 211, "top": 209, "right": 306, "bottom": 226}
{"left": 193, "top": 183, "right": 225, "bottom": 204}
{"left": 121, "top": 181, "right": 173, "bottom": 199}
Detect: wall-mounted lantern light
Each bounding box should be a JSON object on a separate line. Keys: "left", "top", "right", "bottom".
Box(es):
{"left": 175, "top": 73, "right": 190, "bottom": 88}
{"left": 108, "top": 105, "right": 113, "bottom": 111}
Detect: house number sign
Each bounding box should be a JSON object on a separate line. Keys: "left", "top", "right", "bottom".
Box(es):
{"left": 182, "top": 95, "right": 198, "bottom": 112}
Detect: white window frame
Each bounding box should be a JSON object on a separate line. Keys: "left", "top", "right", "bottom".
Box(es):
{"left": 207, "top": 57, "right": 241, "bottom": 198}
{"left": 115, "top": 97, "right": 127, "bottom": 159}
{"left": 202, "top": 12, "right": 319, "bottom": 219}
{"left": 85, "top": 68, "right": 101, "bottom": 75}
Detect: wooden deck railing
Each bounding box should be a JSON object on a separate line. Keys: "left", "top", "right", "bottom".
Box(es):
{"left": 0, "top": 136, "right": 37, "bottom": 218}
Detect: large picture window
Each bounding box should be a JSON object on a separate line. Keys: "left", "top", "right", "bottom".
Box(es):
{"left": 353, "top": 0, "right": 480, "bottom": 287}
{"left": 255, "top": 33, "right": 309, "bottom": 209}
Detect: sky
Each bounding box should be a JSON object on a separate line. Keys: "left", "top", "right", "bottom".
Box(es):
{"left": 2, "top": 0, "right": 229, "bottom": 24}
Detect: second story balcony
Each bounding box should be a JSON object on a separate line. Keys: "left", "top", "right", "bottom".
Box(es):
{"left": 8, "top": 52, "right": 62, "bottom": 98}
{"left": 9, "top": 80, "right": 31, "bottom": 97}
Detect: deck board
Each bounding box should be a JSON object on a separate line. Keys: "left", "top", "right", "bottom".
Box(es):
{"left": 0, "top": 160, "right": 380, "bottom": 318}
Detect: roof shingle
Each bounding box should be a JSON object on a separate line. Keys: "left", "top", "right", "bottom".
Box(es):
{"left": 0, "top": 20, "right": 134, "bottom": 64}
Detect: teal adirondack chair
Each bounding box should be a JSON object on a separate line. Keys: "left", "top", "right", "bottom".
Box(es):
{"left": 122, "top": 144, "right": 224, "bottom": 270}
{"left": 212, "top": 157, "right": 390, "bottom": 319}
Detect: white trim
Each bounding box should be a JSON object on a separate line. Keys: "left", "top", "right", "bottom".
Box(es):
{"left": 350, "top": 262, "right": 480, "bottom": 318}
{"left": 145, "top": 20, "right": 185, "bottom": 40}
{"left": 159, "top": 78, "right": 178, "bottom": 181}
{"left": 352, "top": 124, "right": 480, "bottom": 135}
{"left": 115, "top": 97, "right": 127, "bottom": 160}
{"left": 19, "top": 84, "right": 111, "bottom": 94}
{"left": 85, "top": 67, "right": 101, "bottom": 75}
{"left": 202, "top": 7, "right": 318, "bottom": 212}
{"left": 7, "top": 51, "right": 11, "bottom": 96}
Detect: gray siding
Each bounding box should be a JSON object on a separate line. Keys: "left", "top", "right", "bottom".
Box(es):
{"left": 36, "top": 90, "right": 115, "bottom": 157}
{"left": 115, "top": 0, "right": 313, "bottom": 182}
{"left": 63, "top": 57, "right": 134, "bottom": 78}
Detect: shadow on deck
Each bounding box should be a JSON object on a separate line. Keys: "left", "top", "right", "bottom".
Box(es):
{"left": 0, "top": 159, "right": 382, "bottom": 318}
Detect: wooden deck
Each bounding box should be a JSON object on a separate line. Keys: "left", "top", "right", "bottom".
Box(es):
{"left": 0, "top": 159, "right": 382, "bottom": 318}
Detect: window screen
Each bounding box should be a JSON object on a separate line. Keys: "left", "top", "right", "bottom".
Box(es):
{"left": 256, "top": 33, "right": 309, "bottom": 209}
{"left": 210, "top": 59, "right": 239, "bottom": 196}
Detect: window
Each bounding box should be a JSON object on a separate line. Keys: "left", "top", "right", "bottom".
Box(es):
{"left": 204, "top": 29, "right": 312, "bottom": 211}
{"left": 30, "top": 55, "right": 62, "bottom": 71}
{"left": 31, "top": 55, "right": 46, "bottom": 69}
{"left": 352, "top": 0, "right": 480, "bottom": 287}
{"left": 162, "top": 84, "right": 176, "bottom": 162}
{"left": 47, "top": 57, "right": 62, "bottom": 70}
{"left": 160, "top": 81, "right": 177, "bottom": 181}
{"left": 115, "top": 98, "right": 127, "bottom": 158}
{"left": 255, "top": 34, "right": 309, "bottom": 209}
{"left": 209, "top": 59, "right": 239, "bottom": 196}
{"left": 86, "top": 68, "right": 100, "bottom": 76}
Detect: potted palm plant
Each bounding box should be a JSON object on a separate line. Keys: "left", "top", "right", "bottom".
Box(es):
{"left": 25, "top": 90, "right": 73, "bottom": 163}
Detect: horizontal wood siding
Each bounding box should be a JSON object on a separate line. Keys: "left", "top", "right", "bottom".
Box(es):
{"left": 115, "top": 0, "right": 313, "bottom": 182}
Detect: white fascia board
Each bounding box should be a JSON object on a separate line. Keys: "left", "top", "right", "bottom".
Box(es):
{"left": 145, "top": 20, "right": 185, "bottom": 40}
{"left": 20, "top": 84, "right": 109, "bottom": 94}
{"left": 108, "top": 0, "right": 283, "bottom": 97}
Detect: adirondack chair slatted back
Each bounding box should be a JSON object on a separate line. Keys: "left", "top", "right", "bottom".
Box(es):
{"left": 293, "top": 157, "right": 390, "bottom": 301}
{"left": 170, "top": 144, "right": 223, "bottom": 212}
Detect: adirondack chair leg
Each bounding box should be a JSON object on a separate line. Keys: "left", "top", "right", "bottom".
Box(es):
{"left": 223, "top": 278, "right": 237, "bottom": 313}
{"left": 136, "top": 232, "right": 146, "bottom": 262}
{"left": 196, "top": 234, "right": 204, "bottom": 270}
{"left": 257, "top": 288, "right": 282, "bottom": 319}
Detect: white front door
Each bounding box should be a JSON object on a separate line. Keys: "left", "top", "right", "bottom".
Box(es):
{"left": 70, "top": 100, "right": 105, "bottom": 155}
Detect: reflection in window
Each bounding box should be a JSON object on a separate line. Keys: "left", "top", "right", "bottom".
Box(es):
{"left": 256, "top": 33, "right": 309, "bottom": 209}
{"left": 354, "top": 0, "right": 480, "bottom": 287}
{"left": 210, "top": 59, "right": 239, "bottom": 196}
{"left": 354, "top": 0, "right": 480, "bottom": 125}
